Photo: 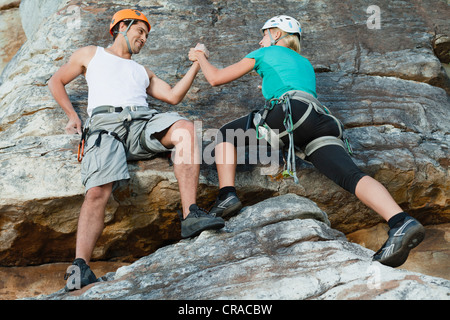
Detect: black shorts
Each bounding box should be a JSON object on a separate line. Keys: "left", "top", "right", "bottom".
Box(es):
{"left": 218, "top": 99, "right": 367, "bottom": 194}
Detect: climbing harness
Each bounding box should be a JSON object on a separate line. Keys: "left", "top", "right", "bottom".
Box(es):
{"left": 76, "top": 106, "right": 155, "bottom": 162}
{"left": 252, "top": 90, "right": 353, "bottom": 183}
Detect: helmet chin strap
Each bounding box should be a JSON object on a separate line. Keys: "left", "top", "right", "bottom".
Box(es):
{"left": 268, "top": 30, "right": 289, "bottom": 46}
{"left": 118, "top": 19, "right": 135, "bottom": 54}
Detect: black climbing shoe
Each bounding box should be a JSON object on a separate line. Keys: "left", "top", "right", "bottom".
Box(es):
{"left": 209, "top": 192, "right": 242, "bottom": 219}
{"left": 372, "top": 217, "right": 425, "bottom": 268}
{"left": 180, "top": 204, "right": 225, "bottom": 238}
{"left": 64, "top": 258, "right": 98, "bottom": 292}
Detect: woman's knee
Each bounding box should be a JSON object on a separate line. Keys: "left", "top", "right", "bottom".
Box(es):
{"left": 308, "top": 145, "right": 366, "bottom": 194}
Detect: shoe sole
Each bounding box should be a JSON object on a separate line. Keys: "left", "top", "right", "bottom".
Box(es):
{"left": 181, "top": 219, "right": 225, "bottom": 239}
{"left": 219, "top": 201, "right": 243, "bottom": 219}
{"left": 379, "top": 224, "right": 425, "bottom": 268}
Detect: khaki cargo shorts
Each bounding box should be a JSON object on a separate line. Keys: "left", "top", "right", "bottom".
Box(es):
{"left": 80, "top": 106, "right": 187, "bottom": 191}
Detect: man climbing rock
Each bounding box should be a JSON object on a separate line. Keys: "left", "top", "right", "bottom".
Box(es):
{"left": 49, "top": 9, "right": 224, "bottom": 291}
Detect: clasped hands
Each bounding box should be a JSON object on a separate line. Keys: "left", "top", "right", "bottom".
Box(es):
{"left": 189, "top": 43, "right": 210, "bottom": 62}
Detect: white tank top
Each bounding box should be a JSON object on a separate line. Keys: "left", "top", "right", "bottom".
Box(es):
{"left": 86, "top": 47, "right": 150, "bottom": 116}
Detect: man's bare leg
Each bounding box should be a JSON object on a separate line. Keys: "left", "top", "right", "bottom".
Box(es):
{"left": 75, "top": 183, "right": 113, "bottom": 264}
{"left": 154, "top": 119, "right": 225, "bottom": 239}
{"left": 156, "top": 120, "right": 200, "bottom": 218}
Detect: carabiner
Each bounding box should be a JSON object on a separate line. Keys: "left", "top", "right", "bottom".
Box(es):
{"left": 77, "top": 139, "right": 85, "bottom": 162}
{"left": 77, "top": 127, "right": 88, "bottom": 162}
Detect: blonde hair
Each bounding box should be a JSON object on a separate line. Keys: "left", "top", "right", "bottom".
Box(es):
{"left": 281, "top": 32, "right": 301, "bottom": 54}
{"left": 273, "top": 28, "right": 301, "bottom": 54}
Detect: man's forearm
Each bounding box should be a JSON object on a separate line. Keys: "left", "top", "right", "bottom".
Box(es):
{"left": 49, "top": 77, "right": 77, "bottom": 118}
{"left": 169, "top": 61, "right": 201, "bottom": 104}
{"left": 48, "top": 76, "right": 82, "bottom": 134}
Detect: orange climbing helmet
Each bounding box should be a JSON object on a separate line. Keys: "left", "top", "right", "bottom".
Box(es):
{"left": 109, "top": 9, "right": 151, "bottom": 36}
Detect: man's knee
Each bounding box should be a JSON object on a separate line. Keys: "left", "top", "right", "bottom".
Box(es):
{"left": 174, "top": 119, "right": 195, "bottom": 134}
{"left": 85, "top": 184, "right": 112, "bottom": 203}
{"left": 169, "top": 120, "right": 202, "bottom": 165}
{"left": 171, "top": 120, "right": 196, "bottom": 143}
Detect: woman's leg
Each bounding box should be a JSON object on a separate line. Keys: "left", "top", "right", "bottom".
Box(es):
{"left": 215, "top": 141, "right": 238, "bottom": 188}
{"left": 308, "top": 145, "right": 402, "bottom": 221}
{"left": 215, "top": 115, "right": 251, "bottom": 188}
{"left": 308, "top": 144, "right": 424, "bottom": 267}
{"left": 210, "top": 115, "right": 252, "bottom": 217}
{"left": 354, "top": 175, "right": 402, "bottom": 221}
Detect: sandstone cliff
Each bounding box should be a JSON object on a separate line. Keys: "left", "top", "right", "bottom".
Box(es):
{"left": 0, "top": 0, "right": 449, "bottom": 299}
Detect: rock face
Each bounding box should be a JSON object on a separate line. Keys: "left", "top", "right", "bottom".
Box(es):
{"left": 0, "top": 0, "right": 25, "bottom": 74}
{"left": 0, "top": 0, "right": 449, "bottom": 289}
{"left": 0, "top": 260, "right": 129, "bottom": 300}
{"left": 39, "top": 195, "right": 450, "bottom": 300}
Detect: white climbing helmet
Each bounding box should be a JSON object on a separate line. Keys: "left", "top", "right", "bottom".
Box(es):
{"left": 261, "top": 15, "right": 302, "bottom": 44}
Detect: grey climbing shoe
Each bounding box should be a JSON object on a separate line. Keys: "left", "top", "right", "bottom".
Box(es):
{"left": 209, "top": 192, "right": 243, "bottom": 219}
{"left": 372, "top": 217, "right": 425, "bottom": 267}
{"left": 64, "top": 258, "right": 98, "bottom": 292}
{"left": 180, "top": 204, "right": 225, "bottom": 238}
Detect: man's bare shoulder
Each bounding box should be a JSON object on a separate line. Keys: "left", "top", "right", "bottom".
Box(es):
{"left": 72, "top": 46, "right": 97, "bottom": 58}
{"left": 70, "top": 45, "right": 98, "bottom": 66}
